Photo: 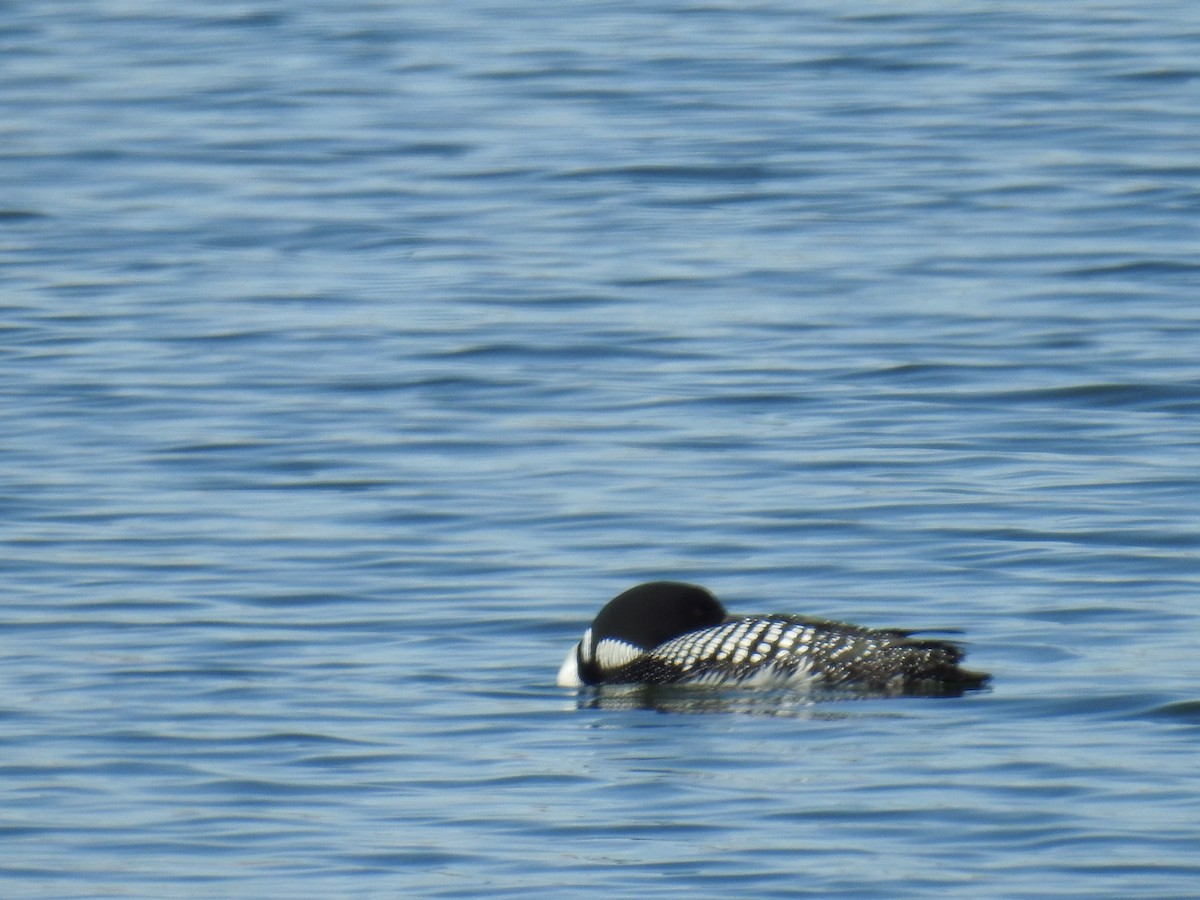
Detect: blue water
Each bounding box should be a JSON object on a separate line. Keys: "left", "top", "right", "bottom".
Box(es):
{"left": 3, "top": 1, "right": 1200, "bottom": 896}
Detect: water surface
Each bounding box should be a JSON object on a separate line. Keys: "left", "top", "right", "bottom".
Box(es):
{"left": 3, "top": 1, "right": 1200, "bottom": 897}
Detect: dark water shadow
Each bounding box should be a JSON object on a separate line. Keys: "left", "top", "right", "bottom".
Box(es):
{"left": 571, "top": 680, "right": 991, "bottom": 717}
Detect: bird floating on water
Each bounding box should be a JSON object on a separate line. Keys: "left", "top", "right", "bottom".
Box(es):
{"left": 557, "top": 582, "right": 989, "bottom": 696}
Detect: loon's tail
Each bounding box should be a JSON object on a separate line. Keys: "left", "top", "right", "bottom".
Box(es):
{"left": 889, "top": 636, "right": 990, "bottom": 692}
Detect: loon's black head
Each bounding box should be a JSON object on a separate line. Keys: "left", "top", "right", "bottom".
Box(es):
{"left": 558, "top": 582, "right": 727, "bottom": 687}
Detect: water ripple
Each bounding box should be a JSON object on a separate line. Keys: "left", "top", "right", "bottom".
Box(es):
{"left": 4, "top": 1, "right": 1200, "bottom": 897}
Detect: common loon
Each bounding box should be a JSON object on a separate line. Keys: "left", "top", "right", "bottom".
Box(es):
{"left": 557, "top": 582, "right": 989, "bottom": 694}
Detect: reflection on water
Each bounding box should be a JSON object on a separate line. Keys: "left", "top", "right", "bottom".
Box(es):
{"left": 572, "top": 679, "right": 992, "bottom": 716}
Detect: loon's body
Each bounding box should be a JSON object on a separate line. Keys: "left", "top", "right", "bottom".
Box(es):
{"left": 557, "top": 582, "right": 989, "bottom": 694}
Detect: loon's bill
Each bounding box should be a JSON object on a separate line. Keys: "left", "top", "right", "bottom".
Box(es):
{"left": 557, "top": 581, "right": 989, "bottom": 695}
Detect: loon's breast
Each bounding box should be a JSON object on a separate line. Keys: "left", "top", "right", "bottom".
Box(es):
{"left": 557, "top": 581, "right": 989, "bottom": 695}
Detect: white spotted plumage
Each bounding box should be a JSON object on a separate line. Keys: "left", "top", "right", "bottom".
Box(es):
{"left": 649, "top": 618, "right": 822, "bottom": 685}
{"left": 595, "top": 638, "right": 642, "bottom": 670}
